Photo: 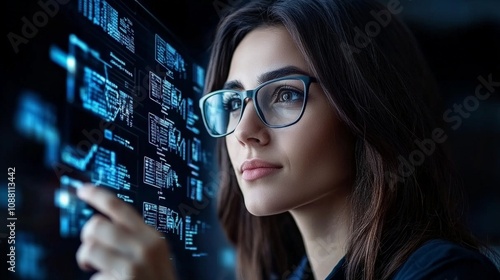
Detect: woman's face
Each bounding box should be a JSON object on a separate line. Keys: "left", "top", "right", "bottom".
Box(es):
{"left": 225, "top": 25, "right": 354, "bottom": 216}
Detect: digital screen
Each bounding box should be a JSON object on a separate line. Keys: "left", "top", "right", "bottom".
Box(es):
{"left": 1, "top": 0, "right": 235, "bottom": 279}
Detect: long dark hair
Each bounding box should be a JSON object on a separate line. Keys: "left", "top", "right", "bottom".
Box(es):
{"left": 203, "top": 0, "right": 486, "bottom": 279}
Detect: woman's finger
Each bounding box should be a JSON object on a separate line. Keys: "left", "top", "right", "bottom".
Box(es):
{"left": 76, "top": 238, "right": 137, "bottom": 279}
{"left": 80, "top": 213, "right": 142, "bottom": 258}
{"left": 76, "top": 184, "right": 177, "bottom": 279}
{"left": 77, "top": 184, "right": 144, "bottom": 231}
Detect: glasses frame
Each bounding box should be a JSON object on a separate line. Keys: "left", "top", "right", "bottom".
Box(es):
{"left": 199, "top": 75, "right": 317, "bottom": 138}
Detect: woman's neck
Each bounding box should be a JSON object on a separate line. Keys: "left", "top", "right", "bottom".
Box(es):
{"left": 289, "top": 189, "right": 351, "bottom": 280}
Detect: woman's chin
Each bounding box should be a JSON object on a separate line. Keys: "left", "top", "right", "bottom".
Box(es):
{"left": 243, "top": 199, "right": 290, "bottom": 217}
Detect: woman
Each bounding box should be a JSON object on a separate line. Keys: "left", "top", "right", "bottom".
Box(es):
{"left": 76, "top": 0, "right": 500, "bottom": 279}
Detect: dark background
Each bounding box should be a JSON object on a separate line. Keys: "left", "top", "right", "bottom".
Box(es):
{"left": 140, "top": 0, "right": 500, "bottom": 247}
{"left": 1, "top": 0, "right": 499, "bottom": 278}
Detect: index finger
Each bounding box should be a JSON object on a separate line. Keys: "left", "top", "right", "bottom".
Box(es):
{"left": 77, "top": 184, "right": 143, "bottom": 231}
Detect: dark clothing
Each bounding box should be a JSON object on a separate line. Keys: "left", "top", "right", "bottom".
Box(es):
{"left": 289, "top": 239, "right": 500, "bottom": 279}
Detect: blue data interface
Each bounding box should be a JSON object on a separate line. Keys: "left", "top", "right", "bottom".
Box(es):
{"left": 2, "top": 0, "right": 234, "bottom": 279}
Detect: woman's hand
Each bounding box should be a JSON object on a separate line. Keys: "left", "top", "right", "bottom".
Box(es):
{"left": 75, "top": 184, "right": 177, "bottom": 280}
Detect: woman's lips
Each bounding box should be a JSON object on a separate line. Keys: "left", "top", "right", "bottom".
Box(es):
{"left": 240, "top": 159, "right": 282, "bottom": 181}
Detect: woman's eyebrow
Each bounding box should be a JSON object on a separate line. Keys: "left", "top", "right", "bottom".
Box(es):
{"left": 222, "top": 66, "right": 311, "bottom": 90}
{"left": 223, "top": 80, "right": 244, "bottom": 90}
{"left": 258, "top": 66, "right": 311, "bottom": 84}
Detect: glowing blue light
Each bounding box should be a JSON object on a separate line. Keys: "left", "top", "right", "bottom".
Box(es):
{"left": 14, "top": 92, "right": 60, "bottom": 167}
{"left": 17, "top": 232, "right": 46, "bottom": 279}
{"left": 220, "top": 247, "right": 236, "bottom": 268}
{"left": 67, "top": 55, "right": 76, "bottom": 74}
{"left": 55, "top": 189, "right": 70, "bottom": 208}
{"left": 104, "top": 129, "right": 113, "bottom": 140}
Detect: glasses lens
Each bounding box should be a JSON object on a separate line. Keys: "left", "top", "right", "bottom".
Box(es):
{"left": 256, "top": 78, "right": 307, "bottom": 127}
{"left": 202, "top": 90, "right": 242, "bottom": 136}
{"left": 201, "top": 77, "right": 309, "bottom": 137}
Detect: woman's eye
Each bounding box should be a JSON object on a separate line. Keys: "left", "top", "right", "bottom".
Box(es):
{"left": 275, "top": 88, "right": 303, "bottom": 103}
{"left": 223, "top": 95, "right": 242, "bottom": 112}
{"left": 229, "top": 99, "right": 242, "bottom": 110}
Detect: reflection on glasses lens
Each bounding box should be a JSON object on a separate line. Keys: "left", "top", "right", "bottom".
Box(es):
{"left": 200, "top": 76, "right": 313, "bottom": 137}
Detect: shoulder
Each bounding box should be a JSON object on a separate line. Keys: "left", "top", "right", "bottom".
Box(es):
{"left": 393, "top": 239, "right": 500, "bottom": 280}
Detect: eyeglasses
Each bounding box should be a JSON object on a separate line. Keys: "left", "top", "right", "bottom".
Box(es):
{"left": 199, "top": 75, "right": 317, "bottom": 138}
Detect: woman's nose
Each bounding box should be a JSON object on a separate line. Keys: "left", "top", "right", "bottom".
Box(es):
{"left": 232, "top": 100, "right": 270, "bottom": 145}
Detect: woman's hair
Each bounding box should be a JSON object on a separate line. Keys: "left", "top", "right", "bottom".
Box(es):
{"left": 203, "top": 0, "right": 487, "bottom": 279}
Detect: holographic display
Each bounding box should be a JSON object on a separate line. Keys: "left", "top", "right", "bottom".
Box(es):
{"left": 1, "top": 0, "right": 235, "bottom": 279}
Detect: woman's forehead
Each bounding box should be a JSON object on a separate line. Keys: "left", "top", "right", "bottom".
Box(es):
{"left": 225, "top": 25, "right": 311, "bottom": 88}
